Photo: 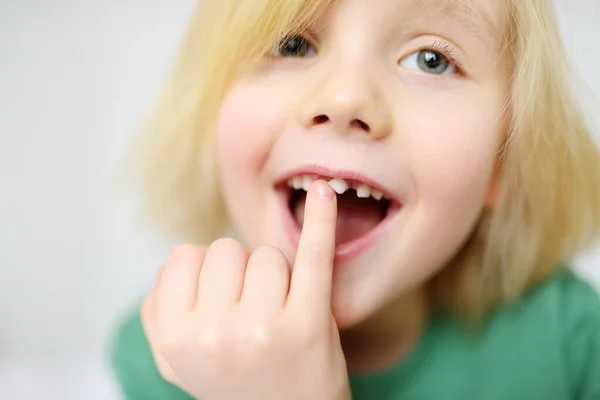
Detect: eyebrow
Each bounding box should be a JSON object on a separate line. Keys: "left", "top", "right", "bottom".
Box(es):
{"left": 413, "top": 0, "right": 500, "bottom": 46}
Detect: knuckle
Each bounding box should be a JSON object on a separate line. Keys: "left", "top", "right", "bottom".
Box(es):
{"left": 234, "top": 323, "right": 277, "bottom": 363}
{"left": 197, "top": 327, "right": 225, "bottom": 354}
{"left": 246, "top": 323, "right": 274, "bottom": 349}
{"left": 250, "top": 245, "right": 288, "bottom": 265}
{"left": 208, "top": 237, "right": 247, "bottom": 257}
{"left": 168, "top": 243, "right": 205, "bottom": 264}
{"left": 159, "top": 324, "right": 226, "bottom": 360}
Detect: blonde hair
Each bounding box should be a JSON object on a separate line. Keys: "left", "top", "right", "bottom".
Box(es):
{"left": 128, "top": 0, "right": 600, "bottom": 320}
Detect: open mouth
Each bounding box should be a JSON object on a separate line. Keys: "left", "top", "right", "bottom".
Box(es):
{"left": 276, "top": 172, "right": 401, "bottom": 255}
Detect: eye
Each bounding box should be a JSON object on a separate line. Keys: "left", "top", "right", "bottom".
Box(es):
{"left": 400, "top": 49, "right": 457, "bottom": 75}
{"left": 271, "top": 35, "right": 317, "bottom": 58}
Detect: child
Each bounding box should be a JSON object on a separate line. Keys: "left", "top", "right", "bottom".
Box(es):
{"left": 109, "top": 0, "right": 600, "bottom": 398}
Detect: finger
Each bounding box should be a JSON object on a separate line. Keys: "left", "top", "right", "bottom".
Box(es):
{"left": 141, "top": 266, "right": 178, "bottom": 384}
{"left": 196, "top": 238, "right": 249, "bottom": 311}
{"left": 156, "top": 245, "right": 206, "bottom": 334}
{"left": 287, "top": 180, "right": 337, "bottom": 318}
{"left": 241, "top": 246, "right": 290, "bottom": 319}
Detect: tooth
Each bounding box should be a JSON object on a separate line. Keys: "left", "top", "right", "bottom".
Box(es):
{"left": 371, "top": 190, "right": 383, "bottom": 201}
{"left": 356, "top": 184, "right": 372, "bottom": 198}
{"left": 292, "top": 176, "right": 303, "bottom": 190}
{"left": 328, "top": 178, "right": 349, "bottom": 194}
{"left": 302, "top": 176, "right": 313, "bottom": 191}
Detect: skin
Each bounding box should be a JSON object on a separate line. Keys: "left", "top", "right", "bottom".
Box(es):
{"left": 142, "top": 0, "right": 510, "bottom": 395}
{"left": 143, "top": 182, "right": 351, "bottom": 399}
{"left": 216, "top": 0, "right": 508, "bottom": 368}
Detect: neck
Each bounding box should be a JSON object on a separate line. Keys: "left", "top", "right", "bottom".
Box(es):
{"left": 340, "top": 286, "right": 428, "bottom": 374}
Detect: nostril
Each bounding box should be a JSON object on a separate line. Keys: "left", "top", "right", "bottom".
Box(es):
{"left": 310, "top": 115, "right": 370, "bottom": 133}
{"left": 313, "top": 115, "right": 329, "bottom": 125}
{"left": 353, "top": 119, "right": 370, "bottom": 132}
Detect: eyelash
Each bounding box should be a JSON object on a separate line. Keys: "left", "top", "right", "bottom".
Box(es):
{"left": 412, "top": 40, "right": 465, "bottom": 74}
{"left": 271, "top": 35, "right": 465, "bottom": 75}
{"left": 270, "top": 34, "right": 317, "bottom": 57}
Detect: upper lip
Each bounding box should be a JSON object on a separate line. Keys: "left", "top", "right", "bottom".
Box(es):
{"left": 274, "top": 164, "right": 400, "bottom": 203}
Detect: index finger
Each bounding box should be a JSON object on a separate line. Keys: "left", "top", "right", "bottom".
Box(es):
{"left": 286, "top": 180, "right": 337, "bottom": 318}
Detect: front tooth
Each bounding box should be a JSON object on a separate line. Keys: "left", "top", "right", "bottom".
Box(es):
{"left": 328, "top": 178, "right": 349, "bottom": 194}
{"left": 371, "top": 190, "right": 383, "bottom": 201}
{"left": 292, "top": 176, "right": 303, "bottom": 190}
{"left": 302, "top": 176, "right": 313, "bottom": 191}
{"left": 356, "top": 184, "right": 372, "bottom": 198}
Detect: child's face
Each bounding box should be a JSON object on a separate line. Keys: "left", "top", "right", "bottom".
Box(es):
{"left": 215, "top": 0, "right": 508, "bottom": 328}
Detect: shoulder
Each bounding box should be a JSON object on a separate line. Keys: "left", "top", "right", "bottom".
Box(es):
{"left": 497, "top": 266, "right": 600, "bottom": 323}
{"left": 525, "top": 267, "right": 600, "bottom": 334}
{"left": 107, "top": 301, "right": 194, "bottom": 400}
{"left": 490, "top": 267, "right": 600, "bottom": 398}
{"left": 512, "top": 266, "right": 600, "bottom": 342}
{"left": 550, "top": 269, "right": 600, "bottom": 399}
{"left": 554, "top": 268, "right": 600, "bottom": 323}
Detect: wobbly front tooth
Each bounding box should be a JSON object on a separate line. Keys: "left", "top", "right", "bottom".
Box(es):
{"left": 291, "top": 176, "right": 303, "bottom": 190}
{"left": 371, "top": 190, "right": 383, "bottom": 201}
{"left": 328, "top": 178, "right": 349, "bottom": 194}
{"left": 302, "top": 175, "right": 313, "bottom": 191}
{"left": 356, "top": 184, "right": 372, "bottom": 198}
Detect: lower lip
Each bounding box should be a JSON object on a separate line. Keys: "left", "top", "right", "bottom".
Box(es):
{"left": 277, "top": 189, "right": 400, "bottom": 264}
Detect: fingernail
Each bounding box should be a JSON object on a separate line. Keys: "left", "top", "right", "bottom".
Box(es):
{"left": 315, "top": 180, "right": 335, "bottom": 200}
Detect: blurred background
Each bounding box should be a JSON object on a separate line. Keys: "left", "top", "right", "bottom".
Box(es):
{"left": 0, "top": 1, "right": 599, "bottom": 399}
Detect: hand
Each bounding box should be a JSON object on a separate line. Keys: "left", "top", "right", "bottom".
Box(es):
{"left": 141, "top": 180, "right": 351, "bottom": 400}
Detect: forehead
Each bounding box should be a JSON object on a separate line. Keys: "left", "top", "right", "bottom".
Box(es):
{"left": 315, "top": 0, "right": 505, "bottom": 48}
{"left": 415, "top": 0, "right": 503, "bottom": 41}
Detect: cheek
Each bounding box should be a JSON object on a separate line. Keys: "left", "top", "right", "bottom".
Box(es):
{"left": 215, "top": 83, "right": 286, "bottom": 242}
{"left": 216, "top": 87, "right": 271, "bottom": 181}
{"left": 405, "top": 101, "right": 502, "bottom": 216}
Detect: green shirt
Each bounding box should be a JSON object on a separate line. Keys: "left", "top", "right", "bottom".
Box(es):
{"left": 108, "top": 269, "right": 600, "bottom": 399}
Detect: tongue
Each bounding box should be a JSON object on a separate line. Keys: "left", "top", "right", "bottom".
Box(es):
{"left": 293, "top": 191, "right": 384, "bottom": 245}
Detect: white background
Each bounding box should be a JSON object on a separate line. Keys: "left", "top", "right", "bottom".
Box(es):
{"left": 0, "top": 1, "right": 599, "bottom": 399}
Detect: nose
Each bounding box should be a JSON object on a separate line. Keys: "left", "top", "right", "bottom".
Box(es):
{"left": 298, "top": 67, "right": 392, "bottom": 139}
